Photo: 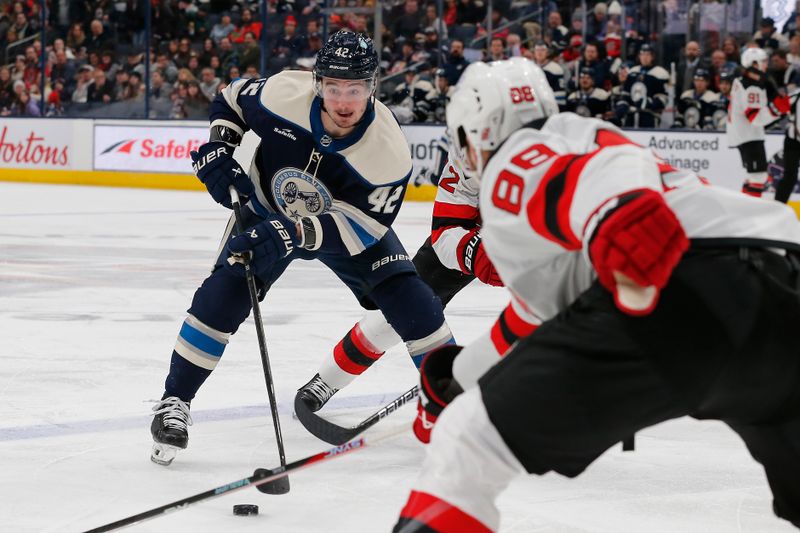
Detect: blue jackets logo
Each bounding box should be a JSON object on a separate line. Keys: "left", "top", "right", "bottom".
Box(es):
{"left": 272, "top": 167, "right": 333, "bottom": 220}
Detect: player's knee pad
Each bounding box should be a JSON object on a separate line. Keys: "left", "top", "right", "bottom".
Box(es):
{"left": 188, "top": 267, "right": 253, "bottom": 334}
{"left": 370, "top": 273, "right": 445, "bottom": 339}
{"left": 412, "top": 388, "right": 524, "bottom": 531}
{"left": 371, "top": 274, "right": 454, "bottom": 367}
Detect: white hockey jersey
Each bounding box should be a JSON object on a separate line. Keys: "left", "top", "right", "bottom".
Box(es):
{"left": 453, "top": 112, "right": 800, "bottom": 388}
{"left": 430, "top": 157, "right": 481, "bottom": 272}
{"left": 726, "top": 76, "right": 781, "bottom": 147}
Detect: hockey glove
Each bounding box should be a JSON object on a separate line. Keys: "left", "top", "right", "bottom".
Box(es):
{"left": 226, "top": 215, "right": 299, "bottom": 277}
{"left": 589, "top": 189, "right": 688, "bottom": 316}
{"left": 413, "top": 345, "right": 465, "bottom": 444}
{"left": 458, "top": 229, "right": 503, "bottom": 287}
{"left": 191, "top": 141, "right": 254, "bottom": 209}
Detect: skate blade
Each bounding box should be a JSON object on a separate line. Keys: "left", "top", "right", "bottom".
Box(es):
{"left": 151, "top": 442, "right": 179, "bottom": 466}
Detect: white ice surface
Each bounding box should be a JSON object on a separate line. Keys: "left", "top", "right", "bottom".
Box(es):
{"left": 0, "top": 182, "right": 795, "bottom": 533}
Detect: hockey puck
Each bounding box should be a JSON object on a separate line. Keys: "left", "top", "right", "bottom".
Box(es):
{"left": 233, "top": 504, "right": 259, "bottom": 516}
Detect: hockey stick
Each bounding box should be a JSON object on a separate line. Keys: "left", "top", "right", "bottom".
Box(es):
{"left": 83, "top": 426, "right": 407, "bottom": 533}
{"left": 622, "top": 434, "right": 636, "bottom": 451}
{"left": 229, "top": 187, "right": 290, "bottom": 495}
{"left": 295, "top": 385, "right": 419, "bottom": 445}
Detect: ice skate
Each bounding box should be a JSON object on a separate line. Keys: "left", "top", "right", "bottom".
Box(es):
{"left": 150, "top": 396, "right": 192, "bottom": 466}
{"left": 296, "top": 374, "right": 339, "bottom": 412}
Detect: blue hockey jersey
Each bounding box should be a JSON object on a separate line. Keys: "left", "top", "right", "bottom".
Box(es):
{"left": 209, "top": 70, "right": 413, "bottom": 256}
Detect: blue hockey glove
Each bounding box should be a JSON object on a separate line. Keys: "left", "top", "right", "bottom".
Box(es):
{"left": 190, "top": 141, "right": 254, "bottom": 209}
{"left": 226, "top": 215, "right": 299, "bottom": 277}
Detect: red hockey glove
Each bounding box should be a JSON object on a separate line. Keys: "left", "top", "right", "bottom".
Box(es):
{"left": 771, "top": 94, "right": 791, "bottom": 115}
{"left": 589, "top": 189, "right": 688, "bottom": 316}
{"left": 413, "top": 345, "right": 464, "bottom": 444}
{"left": 458, "top": 229, "right": 503, "bottom": 287}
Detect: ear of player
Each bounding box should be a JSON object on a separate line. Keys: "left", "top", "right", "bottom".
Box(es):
{"left": 190, "top": 141, "right": 254, "bottom": 209}
{"left": 413, "top": 345, "right": 465, "bottom": 443}
{"left": 226, "top": 215, "right": 300, "bottom": 277}
{"left": 589, "top": 189, "right": 689, "bottom": 316}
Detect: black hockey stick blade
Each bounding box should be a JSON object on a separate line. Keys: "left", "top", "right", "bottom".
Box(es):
{"left": 622, "top": 434, "right": 636, "bottom": 451}
{"left": 295, "top": 386, "right": 419, "bottom": 445}
{"left": 255, "top": 471, "right": 290, "bottom": 494}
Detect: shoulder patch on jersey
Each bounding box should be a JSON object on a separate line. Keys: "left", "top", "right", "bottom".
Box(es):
{"left": 260, "top": 71, "right": 315, "bottom": 132}
{"left": 338, "top": 100, "right": 413, "bottom": 186}
{"left": 701, "top": 91, "right": 720, "bottom": 103}
{"left": 543, "top": 61, "right": 564, "bottom": 75}
{"left": 649, "top": 66, "right": 670, "bottom": 80}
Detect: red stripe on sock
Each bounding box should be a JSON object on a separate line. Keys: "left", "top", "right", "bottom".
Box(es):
{"left": 502, "top": 305, "right": 538, "bottom": 338}
{"left": 333, "top": 338, "right": 368, "bottom": 375}
{"left": 399, "top": 490, "right": 493, "bottom": 533}
{"left": 489, "top": 320, "right": 511, "bottom": 355}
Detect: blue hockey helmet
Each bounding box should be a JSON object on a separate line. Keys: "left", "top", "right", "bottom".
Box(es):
{"left": 314, "top": 31, "right": 379, "bottom": 99}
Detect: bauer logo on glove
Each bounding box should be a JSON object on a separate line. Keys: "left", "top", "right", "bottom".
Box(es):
{"left": 190, "top": 141, "right": 254, "bottom": 209}
{"left": 226, "top": 216, "right": 299, "bottom": 276}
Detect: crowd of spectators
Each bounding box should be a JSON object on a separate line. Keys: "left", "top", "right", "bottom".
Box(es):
{"left": 0, "top": 0, "right": 797, "bottom": 130}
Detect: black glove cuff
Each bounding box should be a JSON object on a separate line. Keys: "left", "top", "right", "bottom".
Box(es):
{"left": 298, "top": 216, "right": 320, "bottom": 250}
{"left": 210, "top": 125, "right": 243, "bottom": 146}
{"left": 421, "top": 345, "right": 464, "bottom": 406}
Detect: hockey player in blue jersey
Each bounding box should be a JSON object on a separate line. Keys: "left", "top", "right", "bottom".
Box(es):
{"left": 149, "top": 31, "right": 454, "bottom": 465}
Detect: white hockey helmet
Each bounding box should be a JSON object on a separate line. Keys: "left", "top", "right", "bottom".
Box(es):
{"left": 446, "top": 57, "right": 559, "bottom": 180}
{"left": 741, "top": 47, "right": 768, "bottom": 71}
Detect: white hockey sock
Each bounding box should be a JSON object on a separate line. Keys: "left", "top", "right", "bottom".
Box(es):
{"left": 318, "top": 310, "right": 401, "bottom": 389}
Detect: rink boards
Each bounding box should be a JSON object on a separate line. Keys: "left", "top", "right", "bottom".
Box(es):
{"left": 0, "top": 118, "right": 795, "bottom": 210}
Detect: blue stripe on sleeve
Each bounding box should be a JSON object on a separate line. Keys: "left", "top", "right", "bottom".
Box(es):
{"left": 179, "top": 322, "right": 225, "bottom": 358}
{"left": 348, "top": 219, "right": 379, "bottom": 248}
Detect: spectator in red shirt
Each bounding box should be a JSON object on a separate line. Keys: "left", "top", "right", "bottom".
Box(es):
{"left": 231, "top": 8, "right": 263, "bottom": 43}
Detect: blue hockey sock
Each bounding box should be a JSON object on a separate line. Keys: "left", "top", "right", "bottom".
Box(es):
{"left": 164, "top": 315, "right": 230, "bottom": 401}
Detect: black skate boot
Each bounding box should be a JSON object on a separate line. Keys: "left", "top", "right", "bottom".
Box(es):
{"left": 296, "top": 374, "right": 339, "bottom": 412}
{"left": 150, "top": 395, "right": 192, "bottom": 466}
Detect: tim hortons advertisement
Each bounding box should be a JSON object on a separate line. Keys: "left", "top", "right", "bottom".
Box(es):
{"left": 93, "top": 125, "right": 207, "bottom": 173}
{"left": 0, "top": 120, "right": 75, "bottom": 168}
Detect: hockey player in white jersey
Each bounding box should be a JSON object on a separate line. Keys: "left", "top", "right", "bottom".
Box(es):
{"left": 394, "top": 58, "right": 800, "bottom": 532}
{"left": 296, "top": 64, "right": 512, "bottom": 416}
{"left": 727, "top": 47, "right": 790, "bottom": 196}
